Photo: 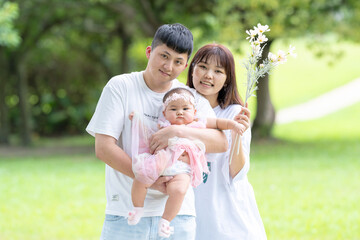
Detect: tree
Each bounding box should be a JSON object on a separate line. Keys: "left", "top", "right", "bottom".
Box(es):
{"left": 0, "top": 0, "right": 20, "bottom": 144}
{"left": 0, "top": 0, "right": 90, "bottom": 145}
{"left": 214, "top": 0, "right": 359, "bottom": 138}
{"left": 0, "top": 0, "right": 217, "bottom": 145}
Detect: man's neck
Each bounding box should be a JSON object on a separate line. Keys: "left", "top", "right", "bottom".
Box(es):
{"left": 143, "top": 71, "right": 173, "bottom": 93}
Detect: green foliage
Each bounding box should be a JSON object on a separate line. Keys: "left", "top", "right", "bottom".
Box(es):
{"left": 1, "top": 0, "right": 360, "bottom": 142}
{"left": 213, "top": 0, "right": 360, "bottom": 51}
{"left": 0, "top": 1, "right": 20, "bottom": 47}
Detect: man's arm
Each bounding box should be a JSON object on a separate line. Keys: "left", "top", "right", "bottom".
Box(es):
{"left": 95, "top": 133, "right": 172, "bottom": 193}
{"left": 149, "top": 126, "right": 228, "bottom": 154}
{"left": 95, "top": 133, "right": 134, "bottom": 178}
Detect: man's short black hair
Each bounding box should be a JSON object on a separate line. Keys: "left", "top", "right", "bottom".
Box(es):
{"left": 151, "top": 23, "right": 193, "bottom": 60}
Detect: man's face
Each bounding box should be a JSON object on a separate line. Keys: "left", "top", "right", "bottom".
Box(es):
{"left": 145, "top": 44, "right": 188, "bottom": 86}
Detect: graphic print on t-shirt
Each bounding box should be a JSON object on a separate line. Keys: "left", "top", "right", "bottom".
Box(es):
{"left": 202, "top": 162, "right": 211, "bottom": 183}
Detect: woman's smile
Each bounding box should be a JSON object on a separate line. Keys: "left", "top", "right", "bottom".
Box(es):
{"left": 200, "top": 80, "right": 214, "bottom": 87}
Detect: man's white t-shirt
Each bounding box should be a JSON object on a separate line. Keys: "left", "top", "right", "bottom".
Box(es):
{"left": 86, "top": 71, "right": 216, "bottom": 217}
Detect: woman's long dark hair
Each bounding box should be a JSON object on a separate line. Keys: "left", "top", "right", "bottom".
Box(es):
{"left": 186, "top": 44, "right": 243, "bottom": 108}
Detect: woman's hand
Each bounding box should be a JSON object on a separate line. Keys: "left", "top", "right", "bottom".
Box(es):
{"left": 149, "top": 125, "right": 180, "bottom": 154}
{"left": 233, "top": 105, "right": 251, "bottom": 131}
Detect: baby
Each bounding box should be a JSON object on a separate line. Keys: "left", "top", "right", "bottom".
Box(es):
{"left": 128, "top": 87, "right": 245, "bottom": 238}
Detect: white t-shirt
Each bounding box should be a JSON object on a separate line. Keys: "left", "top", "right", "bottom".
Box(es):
{"left": 194, "top": 104, "right": 267, "bottom": 240}
{"left": 86, "top": 71, "right": 216, "bottom": 217}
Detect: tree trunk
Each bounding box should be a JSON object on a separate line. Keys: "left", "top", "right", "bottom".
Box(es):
{"left": 17, "top": 60, "right": 32, "bottom": 146}
{"left": 0, "top": 49, "right": 10, "bottom": 145}
{"left": 252, "top": 40, "right": 276, "bottom": 139}
{"left": 120, "top": 35, "right": 131, "bottom": 74}
{"left": 0, "top": 75, "right": 9, "bottom": 145}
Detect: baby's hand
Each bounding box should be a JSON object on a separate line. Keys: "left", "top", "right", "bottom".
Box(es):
{"left": 129, "top": 112, "right": 135, "bottom": 121}
{"left": 231, "top": 121, "right": 246, "bottom": 136}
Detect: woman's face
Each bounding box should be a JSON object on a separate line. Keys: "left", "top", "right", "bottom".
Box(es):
{"left": 192, "top": 56, "right": 227, "bottom": 107}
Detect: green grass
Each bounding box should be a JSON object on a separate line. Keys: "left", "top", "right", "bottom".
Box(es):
{"left": 248, "top": 102, "right": 360, "bottom": 240}
{"left": 1, "top": 103, "right": 359, "bottom": 239}
{"left": 0, "top": 154, "right": 105, "bottom": 240}
{"left": 270, "top": 39, "right": 360, "bottom": 110}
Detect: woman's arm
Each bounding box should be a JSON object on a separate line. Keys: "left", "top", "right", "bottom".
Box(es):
{"left": 228, "top": 132, "right": 247, "bottom": 178}
{"left": 228, "top": 106, "right": 251, "bottom": 178}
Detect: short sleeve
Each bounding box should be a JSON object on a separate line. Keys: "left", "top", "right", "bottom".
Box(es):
{"left": 86, "top": 79, "right": 125, "bottom": 140}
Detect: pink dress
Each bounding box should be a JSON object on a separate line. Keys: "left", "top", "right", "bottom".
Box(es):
{"left": 131, "top": 112, "right": 209, "bottom": 188}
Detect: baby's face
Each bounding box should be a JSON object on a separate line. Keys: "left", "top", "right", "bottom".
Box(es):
{"left": 163, "top": 98, "right": 196, "bottom": 125}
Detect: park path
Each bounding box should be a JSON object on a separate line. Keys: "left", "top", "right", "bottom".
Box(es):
{"left": 275, "top": 78, "right": 360, "bottom": 124}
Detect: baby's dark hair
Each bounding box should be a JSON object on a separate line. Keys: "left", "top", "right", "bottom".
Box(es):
{"left": 151, "top": 23, "right": 193, "bottom": 60}
{"left": 163, "top": 87, "right": 195, "bottom": 103}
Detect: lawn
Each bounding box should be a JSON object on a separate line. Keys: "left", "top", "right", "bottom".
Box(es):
{"left": 249, "top": 102, "right": 360, "bottom": 239}
{"left": 1, "top": 103, "right": 359, "bottom": 240}
{"left": 0, "top": 154, "right": 105, "bottom": 240}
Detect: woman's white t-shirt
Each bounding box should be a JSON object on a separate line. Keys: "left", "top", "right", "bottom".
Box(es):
{"left": 194, "top": 104, "right": 267, "bottom": 240}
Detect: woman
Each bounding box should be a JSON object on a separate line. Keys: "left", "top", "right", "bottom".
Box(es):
{"left": 187, "top": 44, "right": 267, "bottom": 240}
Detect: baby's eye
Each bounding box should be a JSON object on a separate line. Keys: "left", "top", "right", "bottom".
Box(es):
{"left": 161, "top": 54, "right": 168, "bottom": 59}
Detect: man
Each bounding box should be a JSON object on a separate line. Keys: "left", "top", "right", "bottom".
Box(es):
{"left": 86, "top": 23, "right": 227, "bottom": 240}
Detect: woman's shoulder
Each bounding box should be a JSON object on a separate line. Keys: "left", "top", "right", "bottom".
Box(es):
{"left": 215, "top": 104, "right": 242, "bottom": 118}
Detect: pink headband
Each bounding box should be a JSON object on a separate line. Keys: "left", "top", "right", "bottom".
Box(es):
{"left": 163, "top": 92, "right": 195, "bottom": 111}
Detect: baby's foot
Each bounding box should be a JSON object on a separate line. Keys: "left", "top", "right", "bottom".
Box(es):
{"left": 158, "top": 218, "right": 174, "bottom": 238}
{"left": 127, "top": 207, "right": 144, "bottom": 225}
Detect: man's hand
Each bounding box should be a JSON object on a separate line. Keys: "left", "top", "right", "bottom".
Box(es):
{"left": 149, "top": 125, "right": 180, "bottom": 154}
{"left": 129, "top": 112, "right": 135, "bottom": 121}
{"left": 149, "top": 176, "right": 173, "bottom": 194}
